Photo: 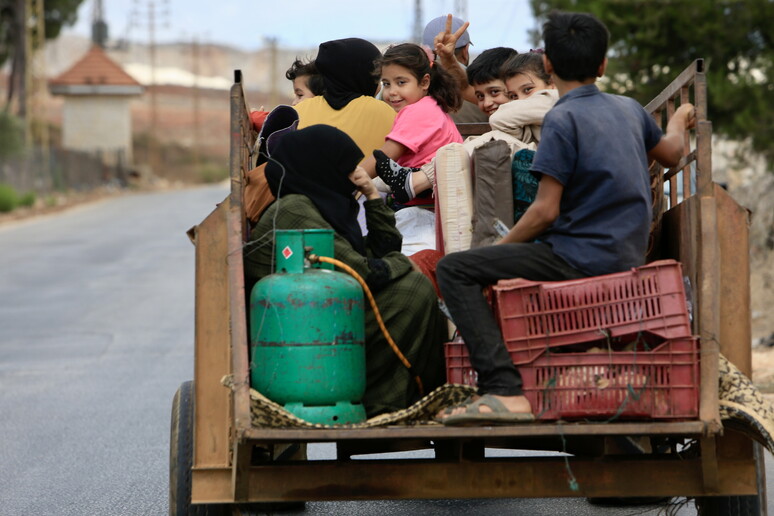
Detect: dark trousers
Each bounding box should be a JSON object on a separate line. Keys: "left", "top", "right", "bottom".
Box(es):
{"left": 436, "top": 242, "right": 585, "bottom": 396}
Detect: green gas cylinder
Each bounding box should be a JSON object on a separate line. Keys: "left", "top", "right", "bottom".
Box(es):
{"left": 249, "top": 229, "right": 367, "bottom": 425}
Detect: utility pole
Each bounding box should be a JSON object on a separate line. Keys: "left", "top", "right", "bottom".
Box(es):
{"left": 21, "top": 0, "right": 32, "bottom": 141}
{"left": 92, "top": 0, "right": 108, "bottom": 48}
{"left": 25, "top": 0, "right": 48, "bottom": 161}
{"left": 264, "top": 36, "right": 279, "bottom": 108}
{"left": 455, "top": 0, "right": 468, "bottom": 20}
{"left": 8, "top": 0, "right": 26, "bottom": 117}
{"left": 191, "top": 35, "right": 201, "bottom": 170}
{"left": 131, "top": 0, "right": 170, "bottom": 171}
{"left": 149, "top": 2, "right": 157, "bottom": 168}
{"left": 413, "top": 0, "right": 423, "bottom": 44}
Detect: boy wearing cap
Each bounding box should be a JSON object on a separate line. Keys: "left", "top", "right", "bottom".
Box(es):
{"left": 423, "top": 14, "right": 472, "bottom": 66}
{"left": 423, "top": 14, "right": 487, "bottom": 124}
{"left": 432, "top": 15, "right": 514, "bottom": 119}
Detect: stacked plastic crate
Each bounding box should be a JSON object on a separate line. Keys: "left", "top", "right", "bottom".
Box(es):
{"left": 444, "top": 259, "right": 699, "bottom": 420}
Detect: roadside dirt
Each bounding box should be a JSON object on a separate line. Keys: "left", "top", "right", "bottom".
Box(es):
{"left": 0, "top": 179, "right": 190, "bottom": 227}
{"left": 752, "top": 250, "right": 774, "bottom": 391}
{"left": 752, "top": 251, "right": 774, "bottom": 340}
{"left": 753, "top": 347, "right": 774, "bottom": 392}
{"left": 0, "top": 186, "right": 126, "bottom": 226}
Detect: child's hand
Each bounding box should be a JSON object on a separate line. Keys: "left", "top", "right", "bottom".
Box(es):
{"left": 675, "top": 103, "right": 696, "bottom": 130}
{"left": 349, "top": 166, "right": 379, "bottom": 200}
{"left": 434, "top": 14, "right": 469, "bottom": 65}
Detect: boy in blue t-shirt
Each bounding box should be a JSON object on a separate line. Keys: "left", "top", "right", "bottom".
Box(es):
{"left": 435, "top": 11, "right": 696, "bottom": 425}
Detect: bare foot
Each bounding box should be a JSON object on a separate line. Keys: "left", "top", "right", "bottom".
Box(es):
{"left": 436, "top": 394, "right": 531, "bottom": 420}
{"left": 436, "top": 394, "right": 479, "bottom": 419}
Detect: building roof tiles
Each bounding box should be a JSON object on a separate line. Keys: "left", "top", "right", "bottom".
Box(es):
{"left": 50, "top": 45, "right": 142, "bottom": 89}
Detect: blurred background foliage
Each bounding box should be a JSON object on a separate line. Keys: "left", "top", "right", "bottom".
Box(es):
{"left": 0, "top": 111, "right": 25, "bottom": 158}
{"left": 0, "top": 0, "right": 84, "bottom": 67}
{"left": 530, "top": 0, "right": 774, "bottom": 168}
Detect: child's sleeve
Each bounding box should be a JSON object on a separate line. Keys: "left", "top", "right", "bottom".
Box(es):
{"left": 529, "top": 111, "right": 576, "bottom": 186}
{"left": 363, "top": 199, "right": 402, "bottom": 257}
{"left": 386, "top": 101, "right": 443, "bottom": 153}
{"left": 640, "top": 106, "right": 664, "bottom": 152}
{"left": 490, "top": 89, "right": 558, "bottom": 134}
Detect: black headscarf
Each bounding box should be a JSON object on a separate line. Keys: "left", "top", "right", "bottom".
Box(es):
{"left": 265, "top": 124, "right": 366, "bottom": 254}
{"left": 315, "top": 38, "right": 381, "bottom": 110}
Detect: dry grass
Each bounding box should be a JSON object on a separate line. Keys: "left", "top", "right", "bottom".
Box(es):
{"left": 753, "top": 346, "right": 774, "bottom": 392}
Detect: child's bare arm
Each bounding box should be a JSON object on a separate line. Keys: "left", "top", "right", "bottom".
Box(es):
{"left": 648, "top": 103, "right": 696, "bottom": 168}
{"left": 434, "top": 14, "right": 467, "bottom": 77}
{"left": 349, "top": 166, "right": 380, "bottom": 201}
{"left": 434, "top": 14, "right": 477, "bottom": 105}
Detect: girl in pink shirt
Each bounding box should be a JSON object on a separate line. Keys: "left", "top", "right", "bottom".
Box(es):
{"left": 361, "top": 43, "right": 463, "bottom": 205}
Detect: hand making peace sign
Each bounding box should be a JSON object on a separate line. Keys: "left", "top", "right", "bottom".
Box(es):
{"left": 433, "top": 13, "right": 470, "bottom": 63}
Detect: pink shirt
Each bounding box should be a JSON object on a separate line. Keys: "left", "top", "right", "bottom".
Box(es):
{"left": 386, "top": 96, "right": 463, "bottom": 168}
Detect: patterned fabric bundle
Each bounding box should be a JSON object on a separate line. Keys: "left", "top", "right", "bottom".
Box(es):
{"left": 512, "top": 149, "right": 539, "bottom": 224}
{"left": 235, "top": 354, "right": 774, "bottom": 454}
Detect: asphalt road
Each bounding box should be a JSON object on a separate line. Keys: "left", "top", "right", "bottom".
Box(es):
{"left": 0, "top": 184, "right": 770, "bottom": 515}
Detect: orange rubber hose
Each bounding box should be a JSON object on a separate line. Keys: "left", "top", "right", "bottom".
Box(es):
{"left": 308, "top": 254, "right": 424, "bottom": 396}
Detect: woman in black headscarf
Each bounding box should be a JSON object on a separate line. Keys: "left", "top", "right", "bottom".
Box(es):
{"left": 244, "top": 125, "right": 447, "bottom": 417}
{"left": 293, "top": 38, "right": 396, "bottom": 161}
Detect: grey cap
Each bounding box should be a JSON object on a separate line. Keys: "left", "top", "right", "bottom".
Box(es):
{"left": 422, "top": 15, "right": 471, "bottom": 49}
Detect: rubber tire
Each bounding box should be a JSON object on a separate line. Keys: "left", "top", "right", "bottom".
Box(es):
{"left": 695, "top": 443, "right": 766, "bottom": 516}
{"left": 695, "top": 495, "right": 761, "bottom": 516}
{"left": 169, "top": 381, "right": 228, "bottom": 516}
{"left": 587, "top": 496, "right": 671, "bottom": 506}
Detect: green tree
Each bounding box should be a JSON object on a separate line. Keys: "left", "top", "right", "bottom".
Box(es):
{"left": 530, "top": 0, "right": 774, "bottom": 166}
{"left": 0, "top": 110, "right": 24, "bottom": 157}
{"left": 1, "top": 0, "right": 85, "bottom": 110}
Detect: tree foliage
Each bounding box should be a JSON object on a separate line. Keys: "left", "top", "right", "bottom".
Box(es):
{"left": 0, "top": 110, "right": 24, "bottom": 157}
{"left": 1, "top": 0, "right": 84, "bottom": 108}
{"left": 529, "top": 0, "right": 774, "bottom": 165}
{"left": 0, "top": 0, "right": 84, "bottom": 65}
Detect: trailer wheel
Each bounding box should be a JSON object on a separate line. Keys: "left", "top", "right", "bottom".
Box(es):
{"left": 695, "top": 443, "right": 767, "bottom": 516}
{"left": 169, "top": 381, "right": 227, "bottom": 516}
{"left": 695, "top": 495, "right": 761, "bottom": 515}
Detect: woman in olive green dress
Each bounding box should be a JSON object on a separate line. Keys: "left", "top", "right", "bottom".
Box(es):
{"left": 243, "top": 124, "right": 447, "bottom": 417}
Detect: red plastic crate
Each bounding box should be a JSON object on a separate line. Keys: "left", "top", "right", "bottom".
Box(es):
{"left": 493, "top": 259, "right": 692, "bottom": 365}
{"left": 444, "top": 337, "right": 699, "bottom": 420}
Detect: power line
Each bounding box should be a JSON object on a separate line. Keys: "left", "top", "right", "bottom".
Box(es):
{"left": 130, "top": 0, "right": 171, "bottom": 171}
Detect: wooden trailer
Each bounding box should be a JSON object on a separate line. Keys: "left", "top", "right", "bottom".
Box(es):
{"left": 169, "top": 59, "right": 768, "bottom": 515}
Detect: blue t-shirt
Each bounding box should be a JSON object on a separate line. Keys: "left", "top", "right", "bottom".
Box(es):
{"left": 531, "top": 84, "right": 662, "bottom": 276}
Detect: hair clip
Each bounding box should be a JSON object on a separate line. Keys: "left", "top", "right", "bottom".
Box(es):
{"left": 421, "top": 44, "right": 435, "bottom": 67}
{"left": 529, "top": 48, "right": 545, "bottom": 54}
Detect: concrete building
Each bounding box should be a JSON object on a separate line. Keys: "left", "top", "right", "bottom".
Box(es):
{"left": 49, "top": 46, "right": 143, "bottom": 167}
